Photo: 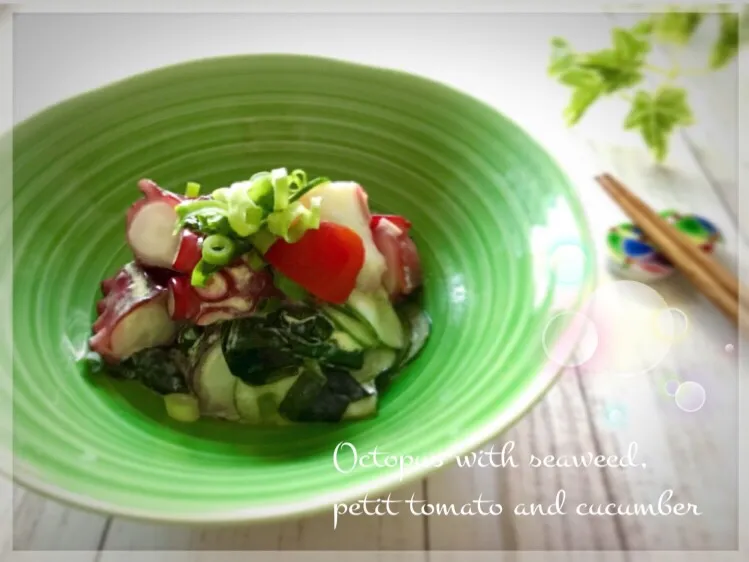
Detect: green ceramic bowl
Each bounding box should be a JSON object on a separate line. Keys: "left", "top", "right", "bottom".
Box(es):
{"left": 4, "top": 54, "right": 595, "bottom": 523}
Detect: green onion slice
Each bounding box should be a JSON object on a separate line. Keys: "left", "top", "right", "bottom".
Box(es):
{"left": 185, "top": 181, "right": 201, "bottom": 198}
{"left": 176, "top": 199, "right": 228, "bottom": 219}
{"left": 212, "top": 187, "right": 231, "bottom": 202}
{"left": 289, "top": 176, "right": 330, "bottom": 203}
{"left": 175, "top": 170, "right": 327, "bottom": 261}
{"left": 271, "top": 167, "right": 291, "bottom": 211}
{"left": 174, "top": 199, "right": 229, "bottom": 234}
{"left": 266, "top": 201, "right": 309, "bottom": 241}
{"left": 164, "top": 393, "right": 200, "bottom": 423}
{"left": 244, "top": 250, "right": 265, "bottom": 271}
{"left": 290, "top": 169, "right": 307, "bottom": 189}
{"left": 202, "top": 234, "right": 235, "bottom": 265}
{"left": 247, "top": 175, "right": 273, "bottom": 209}
{"left": 273, "top": 270, "right": 308, "bottom": 301}
{"left": 226, "top": 188, "right": 263, "bottom": 237}
{"left": 191, "top": 259, "right": 218, "bottom": 287}
{"left": 250, "top": 229, "right": 278, "bottom": 254}
{"left": 287, "top": 196, "right": 321, "bottom": 242}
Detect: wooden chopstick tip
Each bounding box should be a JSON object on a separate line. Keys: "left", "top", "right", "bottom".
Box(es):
{"left": 594, "top": 173, "right": 618, "bottom": 190}
{"left": 594, "top": 173, "right": 613, "bottom": 182}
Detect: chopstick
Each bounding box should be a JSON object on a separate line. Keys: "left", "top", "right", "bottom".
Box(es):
{"left": 595, "top": 173, "right": 745, "bottom": 328}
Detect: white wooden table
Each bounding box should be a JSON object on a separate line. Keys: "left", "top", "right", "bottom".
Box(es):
{"left": 2, "top": 6, "right": 745, "bottom": 558}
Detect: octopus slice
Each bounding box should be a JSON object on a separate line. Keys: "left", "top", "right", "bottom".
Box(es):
{"left": 371, "top": 217, "right": 423, "bottom": 300}
{"left": 126, "top": 179, "right": 202, "bottom": 273}
{"left": 167, "top": 259, "right": 280, "bottom": 326}
{"left": 90, "top": 262, "right": 177, "bottom": 362}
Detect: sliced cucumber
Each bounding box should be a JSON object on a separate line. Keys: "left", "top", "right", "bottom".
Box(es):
{"left": 234, "top": 370, "right": 300, "bottom": 424}
{"left": 343, "top": 394, "right": 378, "bottom": 420}
{"left": 351, "top": 348, "right": 397, "bottom": 383}
{"left": 192, "top": 341, "right": 240, "bottom": 420}
{"left": 257, "top": 392, "right": 293, "bottom": 426}
{"left": 322, "top": 306, "right": 379, "bottom": 348}
{"left": 234, "top": 383, "right": 261, "bottom": 423}
{"left": 186, "top": 325, "right": 221, "bottom": 383}
{"left": 399, "top": 302, "right": 432, "bottom": 366}
{"left": 345, "top": 288, "right": 404, "bottom": 349}
{"left": 331, "top": 330, "right": 362, "bottom": 352}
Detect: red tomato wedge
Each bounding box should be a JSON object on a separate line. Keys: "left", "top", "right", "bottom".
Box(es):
{"left": 370, "top": 214, "right": 411, "bottom": 233}
{"left": 264, "top": 222, "right": 365, "bottom": 304}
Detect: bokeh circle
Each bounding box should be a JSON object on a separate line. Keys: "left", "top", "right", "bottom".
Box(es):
{"left": 674, "top": 381, "right": 706, "bottom": 413}
{"left": 664, "top": 379, "right": 680, "bottom": 397}
{"left": 565, "top": 280, "right": 675, "bottom": 375}
{"left": 542, "top": 311, "right": 599, "bottom": 367}
{"left": 653, "top": 307, "right": 689, "bottom": 343}
{"left": 604, "top": 402, "right": 627, "bottom": 428}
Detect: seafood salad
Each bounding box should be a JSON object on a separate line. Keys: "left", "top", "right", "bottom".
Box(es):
{"left": 88, "top": 168, "right": 430, "bottom": 424}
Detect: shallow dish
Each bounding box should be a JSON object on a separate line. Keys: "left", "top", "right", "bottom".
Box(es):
{"left": 4, "top": 54, "right": 595, "bottom": 523}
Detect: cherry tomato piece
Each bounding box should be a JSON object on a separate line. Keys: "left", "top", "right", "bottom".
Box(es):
{"left": 264, "top": 222, "right": 365, "bottom": 304}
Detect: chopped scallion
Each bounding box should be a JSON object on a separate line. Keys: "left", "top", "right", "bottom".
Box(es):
{"left": 247, "top": 174, "right": 274, "bottom": 209}
{"left": 227, "top": 190, "right": 263, "bottom": 237}
{"left": 287, "top": 196, "right": 322, "bottom": 242}
{"left": 271, "top": 167, "right": 290, "bottom": 211}
{"left": 174, "top": 169, "right": 329, "bottom": 289}
{"left": 185, "top": 181, "right": 201, "bottom": 198}
{"left": 290, "top": 169, "right": 307, "bottom": 188}
{"left": 250, "top": 229, "right": 277, "bottom": 254}
{"left": 202, "top": 234, "right": 235, "bottom": 265}
{"left": 245, "top": 251, "right": 265, "bottom": 271}
{"left": 267, "top": 201, "right": 308, "bottom": 241}
{"left": 191, "top": 259, "right": 218, "bottom": 287}
{"left": 273, "top": 270, "right": 308, "bottom": 301}
{"left": 288, "top": 176, "right": 330, "bottom": 203}
{"left": 176, "top": 199, "right": 228, "bottom": 219}
{"left": 164, "top": 393, "right": 200, "bottom": 422}
{"left": 212, "top": 187, "right": 231, "bottom": 202}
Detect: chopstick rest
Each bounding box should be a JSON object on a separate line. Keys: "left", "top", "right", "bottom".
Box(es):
{"left": 597, "top": 173, "right": 743, "bottom": 327}
{"left": 606, "top": 210, "right": 723, "bottom": 282}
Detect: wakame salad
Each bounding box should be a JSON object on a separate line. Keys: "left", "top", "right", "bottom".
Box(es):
{"left": 87, "top": 168, "right": 430, "bottom": 424}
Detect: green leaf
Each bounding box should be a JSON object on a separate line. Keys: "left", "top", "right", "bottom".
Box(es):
{"left": 612, "top": 27, "right": 651, "bottom": 62}
{"left": 575, "top": 29, "right": 649, "bottom": 93}
{"left": 579, "top": 52, "right": 643, "bottom": 93}
{"left": 549, "top": 27, "right": 650, "bottom": 126}
{"left": 557, "top": 67, "right": 601, "bottom": 87}
{"left": 563, "top": 72, "right": 605, "bottom": 126}
{"left": 623, "top": 87, "right": 694, "bottom": 162}
{"left": 652, "top": 10, "right": 704, "bottom": 45}
{"left": 548, "top": 36, "right": 575, "bottom": 74}
{"left": 710, "top": 12, "right": 739, "bottom": 69}
{"left": 631, "top": 17, "right": 654, "bottom": 36}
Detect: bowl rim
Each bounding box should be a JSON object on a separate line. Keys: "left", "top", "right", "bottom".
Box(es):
{"left": 6, "top": 52, "right": 598, "bottom": 524}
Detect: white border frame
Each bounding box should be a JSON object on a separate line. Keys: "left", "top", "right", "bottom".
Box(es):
{"left": 1, "top": 0, "right": 745, "bottom": 558}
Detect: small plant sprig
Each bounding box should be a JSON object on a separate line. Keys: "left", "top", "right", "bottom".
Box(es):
{"left": 548, "top": 8, "right": 747, "bottom": 163}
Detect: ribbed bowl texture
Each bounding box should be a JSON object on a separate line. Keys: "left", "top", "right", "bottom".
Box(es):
{"left": 3, "top": 54, "right": 595, "bottom": 523}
